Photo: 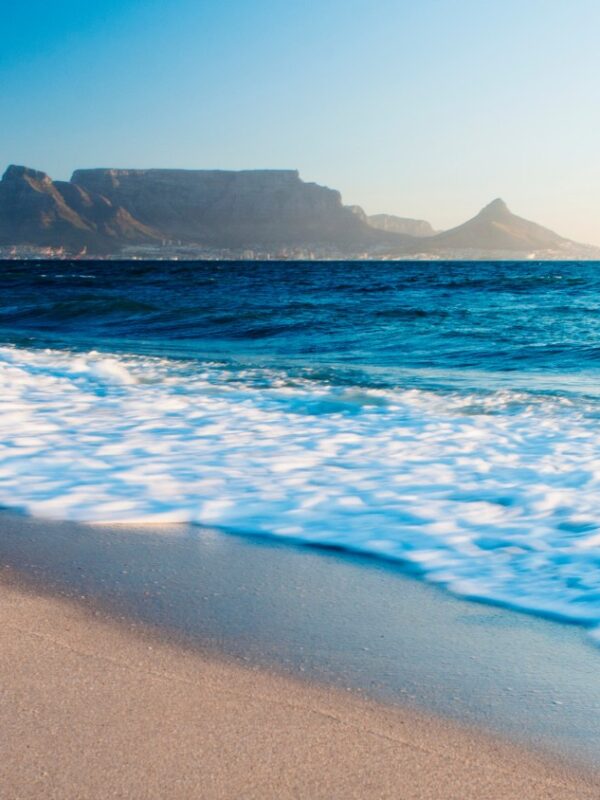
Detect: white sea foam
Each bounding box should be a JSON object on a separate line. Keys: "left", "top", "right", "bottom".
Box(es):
{"left": 2, "top": 344, "right": 600, "bottom": 636}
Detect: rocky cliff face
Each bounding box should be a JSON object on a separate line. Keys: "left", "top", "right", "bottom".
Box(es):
{"left": 0, "top": 165, "right": 159, "bottom": 251}
{"left": 70, "top": 168, "right": 376, "bottom": 247}
{"left": 367, "top": 213, "right": 435, "bottom": 237}
{"left": 0, "top": 166, "right": 92, "bottom": 249}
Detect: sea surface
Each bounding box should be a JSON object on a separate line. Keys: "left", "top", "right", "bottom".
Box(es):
{"left": 3, "top": 259, "right": 600, "bottom": 638}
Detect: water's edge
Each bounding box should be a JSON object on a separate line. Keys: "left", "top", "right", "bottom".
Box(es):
{"left": 1, "top": 511, "right": 599, "bottom": 769}
{"left": 3, "top": 342, "right": 600, "bottom": 640}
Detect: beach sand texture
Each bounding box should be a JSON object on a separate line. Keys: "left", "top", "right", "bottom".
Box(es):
{"left": 1, "top": 571, "right": 597, "bottom": 800}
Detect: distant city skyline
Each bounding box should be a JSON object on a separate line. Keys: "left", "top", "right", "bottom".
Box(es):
{"left": 3, "top": 0, "right": 599, "bottom": 244}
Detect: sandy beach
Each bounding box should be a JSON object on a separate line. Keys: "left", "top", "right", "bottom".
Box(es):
{"left": 1, "top": 513, "right": 599, "bottom": 798}
{"left": 1, "top": 569, "right": 597, "bottom": 800}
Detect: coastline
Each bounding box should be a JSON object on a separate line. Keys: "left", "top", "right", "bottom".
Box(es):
{"left": 1, "top": 511, "right": 599, "bottom": 796}
{"left": 2, "top": 575, "right": 596, "bottom": 800}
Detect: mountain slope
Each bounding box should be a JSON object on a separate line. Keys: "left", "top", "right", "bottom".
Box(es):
{"left": 71, "top": 168, "right": 382, "bottom": 248}
{"left": 0, "top": 166, "right": 94, "bottom": 249}
{"left": 0, "top": 165, "right": 160, "bottom": 251}
{"left": 420, "top": 198, "right": 570, "bottom": 252}
{"left": 0, "top": 165, "right": 597, "bottom": 258}
{"left": 367, "top": 213, "right": 436, "bottom": 238}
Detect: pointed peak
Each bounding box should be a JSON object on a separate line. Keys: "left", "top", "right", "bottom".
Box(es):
{"left": 2, "top": 164, "right": 52, "bottom": 184}
{"left": 479, "top": 198, "right": 511, "bottom": 218}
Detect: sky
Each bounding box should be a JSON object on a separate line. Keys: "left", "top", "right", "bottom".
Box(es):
{"left": 2, "top": 0, "right": 600, "bottom": 243}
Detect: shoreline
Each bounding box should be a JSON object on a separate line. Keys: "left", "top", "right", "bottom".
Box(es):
{"left": 1, "top": 512, "right": 600, "bottom": 775}
{"left": 1, "top": 568, "right": 597, "bottom": 799}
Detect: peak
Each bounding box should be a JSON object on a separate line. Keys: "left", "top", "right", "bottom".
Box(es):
{"left": 2, "top": 164, "right": 51, "bottom": 183}
{"left": 479, "top": 198, "right": 511, "bottom": 218}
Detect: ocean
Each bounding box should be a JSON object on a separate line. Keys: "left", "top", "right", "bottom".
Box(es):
{"left": 2, "top": 259, "right": 600, "bottom": 638}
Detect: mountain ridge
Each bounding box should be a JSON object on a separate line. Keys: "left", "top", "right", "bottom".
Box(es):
{"left": 367, "top": 213, "right": 436, "bottom": 238}
{"left": 0, "top": 164, "right": 596, "bottom": 259}
{"left": 427, "top": 197, "right": 569, "bottom": 250}
{"left": 0, "top": 165, "right": 160, "bottom": 252}
{"left": 70, "top": 167, "right": 383, "bottom": 248}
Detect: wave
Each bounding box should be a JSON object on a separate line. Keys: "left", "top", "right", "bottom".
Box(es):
{"left": 2, "top": 344, "right": 600, "bottom": 639}
{"left": 3, "top": 260, "right": 600, "bottom": 381}
{"left": 0, "top": 296, "right": 160, "bottom": 325}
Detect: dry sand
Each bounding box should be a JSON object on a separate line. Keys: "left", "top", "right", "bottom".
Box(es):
{"left": 0, "top": 570, "right": 597, "bottom": 800}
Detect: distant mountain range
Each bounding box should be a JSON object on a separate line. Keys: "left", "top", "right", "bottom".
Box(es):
{"left": 0, "top": 164, "right": 597, "bottom": 259}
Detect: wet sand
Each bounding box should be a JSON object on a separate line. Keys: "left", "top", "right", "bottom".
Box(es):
{"left": 1, "top": 574, "right": 597, "bottom": 799}
{"left": 1, "top": 512, "right": 599, "bottom": 797}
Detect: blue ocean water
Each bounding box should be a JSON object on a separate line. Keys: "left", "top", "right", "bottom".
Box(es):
{"left": 3, "top": 259, "right": 600, "bottom": 636}
{"left": 3, "top": 259, "right": 600, "bottom": 384}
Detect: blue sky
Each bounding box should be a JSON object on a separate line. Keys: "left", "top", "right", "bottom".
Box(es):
{"left": 2, "top": 0, "right": 599, "bottom": 242}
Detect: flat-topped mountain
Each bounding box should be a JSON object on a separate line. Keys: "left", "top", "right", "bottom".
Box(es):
{"left": 71, "top": 168, "right": 378, "bottom": 247}
{"left": 0, "top": 164, "right": 596, "bottom": 258}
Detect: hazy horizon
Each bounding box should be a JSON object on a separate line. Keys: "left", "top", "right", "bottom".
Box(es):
{"left": 3, "top": 0, "right": 599, "bottom": 244}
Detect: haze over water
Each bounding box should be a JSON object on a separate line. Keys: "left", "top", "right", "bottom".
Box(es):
{"left": 3, "top": 259, "right": 600, "bottom": 638}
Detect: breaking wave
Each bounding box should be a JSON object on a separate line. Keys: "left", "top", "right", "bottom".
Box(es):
{"left": 3, "top": 343, "right": 600, "bottom": 640}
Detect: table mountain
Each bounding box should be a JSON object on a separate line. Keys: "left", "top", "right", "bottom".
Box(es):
{"left": 71, "top": 168, "right": 380, "bottom": 248}
{"left": 1, "top": 165, "right": 596, "bottom": 258}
